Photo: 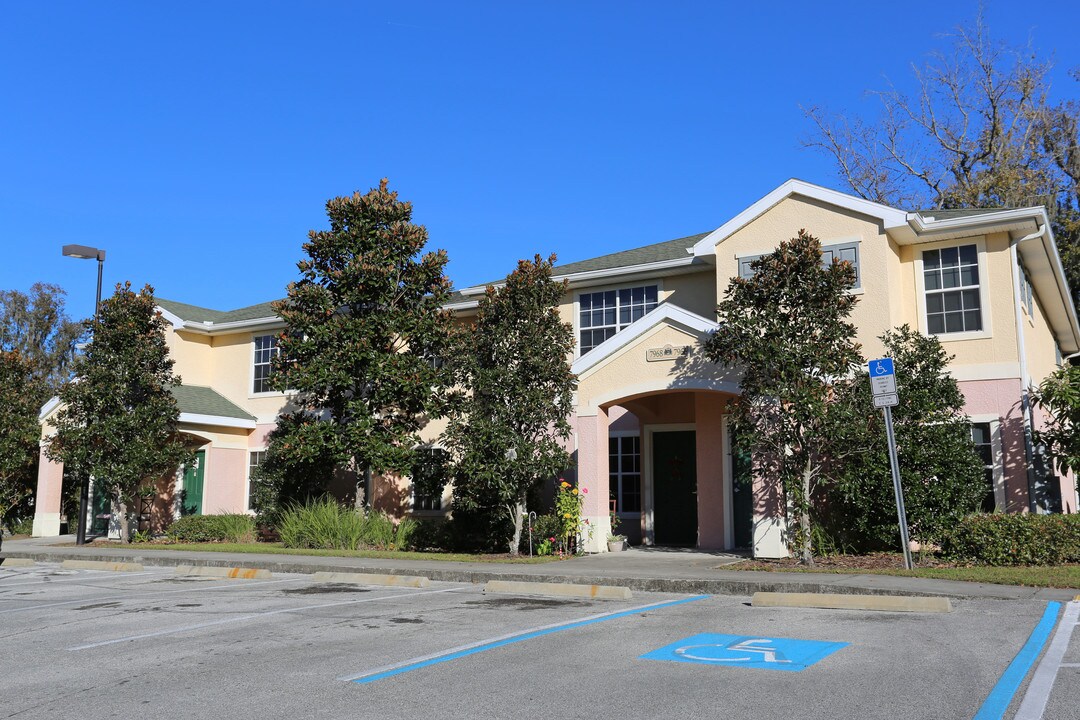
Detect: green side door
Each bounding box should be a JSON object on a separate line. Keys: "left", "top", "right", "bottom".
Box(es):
{"left": 181, "top": 450, "right": 205, "bottom": 516}
{"left": 652, "top": 430, "right": 697, "bottom": 546}
{"left": 90, "top": 480, "right": 111, "bottom": 535}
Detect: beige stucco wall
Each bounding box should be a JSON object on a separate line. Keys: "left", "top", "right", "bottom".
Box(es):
{"left": 711, "top": 195, "right": 897, "bottom": 359}
{"left": 576, "top": 322, "right": 739, "bottom": 414}
{"left": 165, "top": 330, "right": 215, "bottom": 387}
{"left": 1023, "top": 279, "right": 1063, "bottom": 385}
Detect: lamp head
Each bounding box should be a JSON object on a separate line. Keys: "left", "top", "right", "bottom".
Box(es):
{"left": 62, "top": 244, "right": 106, "bottom": 261}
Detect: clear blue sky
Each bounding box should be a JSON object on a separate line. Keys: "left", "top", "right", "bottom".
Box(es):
{"left": 2, "top": 1, "right": 1078, "bottom": 323}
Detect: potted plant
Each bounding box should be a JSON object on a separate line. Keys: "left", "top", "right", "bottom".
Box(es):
{"left": 607, "top": 510, "right": 627, "bottom": 551}
{"left": 607, "top": 532, "right": 627, "bottom": 552}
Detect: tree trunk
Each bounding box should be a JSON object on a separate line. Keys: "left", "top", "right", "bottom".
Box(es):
{"left": 354, "top": 464, "right": 372, "bottom": 512}
{"left": 508, "top": 499, "right": 525, "bottom": 556}
{"left": 118, "top": 498, "right": 130, "bottom": 544}
{"left": 800, "top": 460, "right": 813, "bottom": 566}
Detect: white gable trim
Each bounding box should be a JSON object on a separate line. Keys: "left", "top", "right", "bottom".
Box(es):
{"left": 38, "top": 395, "right": 62, "bottom": 422}
{"left": 570, "top": 302, "right": 718, "bottom": 376}
{"left": 179, "top": 412, "right": 257, "bottom": 430}
{"left": 691, "top": 179, "right": 908, "bottom": 258}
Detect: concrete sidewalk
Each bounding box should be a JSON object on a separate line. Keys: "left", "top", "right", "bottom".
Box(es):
{"left": 2, "top": 534, "right": 1075, "bottom": 601}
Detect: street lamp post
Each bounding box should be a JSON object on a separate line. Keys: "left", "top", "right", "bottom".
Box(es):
{"left": 62, "top": 244, "right": 106, "bottom": 546}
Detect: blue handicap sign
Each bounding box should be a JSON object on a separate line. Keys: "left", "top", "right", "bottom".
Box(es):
{"left": 868, "top": 358, "right": 895, "bottom": 377}
{"left": 641, "top": 633, "right": 847, "bottom": 672}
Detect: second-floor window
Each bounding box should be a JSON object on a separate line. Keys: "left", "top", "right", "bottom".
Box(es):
{"left": 739, "top": 241, "right": 861, "bottom": 287}
{"left": 923, "top": 244, "right": 982, "bottom": 335}
{"left": 579, "top": 285, "right": 658, "bottom": 354}
{"left": 253, "top": 335, "right": 279, "bottom": 393}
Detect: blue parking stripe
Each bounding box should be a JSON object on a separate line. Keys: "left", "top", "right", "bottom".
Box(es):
{"left": 349, "top": 594, "right": 710, "bottom": 684}
{"left": 973, "top": 601, "right": 1062, "bottom": 720}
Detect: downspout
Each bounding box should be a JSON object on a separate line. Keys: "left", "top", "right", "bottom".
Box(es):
{"left": 1010, "top": 226, "right": 1045, "bottom": 513}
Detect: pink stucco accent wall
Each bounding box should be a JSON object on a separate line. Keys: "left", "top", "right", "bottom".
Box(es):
{"left": 36, "top": 447, "right": 64, "bottom": 515}
{"left": 958, "top": 378, "right": 1030, "bottom": 513}
{"left": 202, "top": 447, "right": 247, "bottom": 514}
{"left": 695, "top": 393, "right": 726, "bottom": 549}
{"left": 250, "top": 424, "right": 275, "bottom": 448}
{"left": 576, "top": 409, "right": 610, "bottom": 519}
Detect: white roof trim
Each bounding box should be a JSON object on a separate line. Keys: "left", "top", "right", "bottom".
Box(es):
{"left": 156, "top": 306, "right": 185, "bottom": 329}
{"left": 692, "top": 179, "right": 909, "bottom": 258}
{"left": 906, "top": 207, "right": 1046, "bottom": 234}
{"left": 179, "top": 412, "right": 257, "bottom": 430}
{"left": 456, "top": 256, "right": 699, "bottom": 298}
{"left": 38, "top": 396, "right": 61, "bottom": 422}
{"left": 570, "top": 302, "right": 718, "bottom": 376}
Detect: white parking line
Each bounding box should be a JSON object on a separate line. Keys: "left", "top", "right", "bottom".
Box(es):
{"left": 1014, "top": 601, "right": 1080, "bottom": 720}
{"left": 0, "top": 569, "right": 164, "bottom": 589}
{"left": 68, "top": 586, "right": 466, "bottom": 651}
{"left": 0, "top": 576, "right": 307, "bottom": 615}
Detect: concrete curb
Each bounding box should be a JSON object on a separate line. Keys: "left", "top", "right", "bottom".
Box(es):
{"left": 484, "top": 579, "right": 633, "bottom": 600}
{"left": 61, "top": 559, "right": 144, "bottom": 572}
{"left": 2, "top": 546, "right": 1076, "bottom": 602}
{"left": 175, "top": 565, "right": 271, "bottom": 579}
{"left": 752, "top": 591, "right": 952, "bottom": 613}
{"left": 312, "top": 571, "right": 429, "bottom": 588}
{"left": 0, "top": 558, "right": 36, "bottom": 568}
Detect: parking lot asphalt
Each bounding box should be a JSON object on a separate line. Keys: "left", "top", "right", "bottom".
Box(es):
{"left": 2, "top": 534, "right": 1076, "bottom": 601}
{"left": 2, "top": 563, "right": 1077, "bottom": 720}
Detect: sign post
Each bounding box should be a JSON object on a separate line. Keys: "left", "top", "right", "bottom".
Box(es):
{"left": 868, "top": 358, "right": 913, "bottom": 571}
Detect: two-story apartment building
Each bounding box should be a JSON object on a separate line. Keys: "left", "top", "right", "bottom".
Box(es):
{"left": 32, "top": 180, "right": 1080, "bottom": 556}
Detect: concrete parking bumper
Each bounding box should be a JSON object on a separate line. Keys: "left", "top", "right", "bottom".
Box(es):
{"left": 484, "top": 579, "right": 633, "bottom": 600}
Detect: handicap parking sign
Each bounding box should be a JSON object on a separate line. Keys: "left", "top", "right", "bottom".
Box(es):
{"left": 641, "top": 633, "right": 847, "bottom": 672}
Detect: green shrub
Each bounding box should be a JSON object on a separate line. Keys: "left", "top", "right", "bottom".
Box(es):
{"left": 520, "top": 513, "right": 562, "bottom": 554}
{"left": 167, "top": 513, "right": 256, "bottom": 543}
{"left": 278, "top": 497, "right": 413, "bottom": 551}
{"left": 407, "top": 518, "right": 453, "bottom": 551}
{"left": 942, "top": 513, "right": 1080, "bottom": 566}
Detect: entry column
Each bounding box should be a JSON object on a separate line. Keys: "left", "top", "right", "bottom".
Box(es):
{"left": 575, "top": 407, "right": 610, "bottom": 553}
{"left": 695, "top": 393, "right": 727, "bottom": 549}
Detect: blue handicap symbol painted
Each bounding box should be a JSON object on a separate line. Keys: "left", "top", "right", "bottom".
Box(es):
{"left": 868, "top": 358, "right": 894, "bottom": 377}
{"left": 641, "top": 633, "right": 847, "bottom": 672}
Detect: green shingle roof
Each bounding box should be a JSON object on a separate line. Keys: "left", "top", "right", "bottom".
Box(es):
{"left": 169, "top": 384, "right": 256, "bottom": 421}
{"left": 157, "top": 297, "right": 284, "bottom": 324}
{"left": 549, "top": 232, "right": 709, "bottom": 276}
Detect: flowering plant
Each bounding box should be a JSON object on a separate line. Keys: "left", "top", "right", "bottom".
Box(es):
{"left": 554, "top": 479, "right": 587, "bottom": 554}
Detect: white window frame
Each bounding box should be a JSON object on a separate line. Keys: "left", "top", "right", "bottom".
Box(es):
{"left": 250, "top": 333, "right": 283, "bottom": 397}
{"left": 914, "top": 237, "right": 992, "bottom": 342}
{"left": 245, "top": 448, "right": 267, "bottom": 513}
{"left": 609, "top": 430, "right": 642, "bottom": 519}
{"left": 735, "top": 237, "right": 863, "bottom": 293}
{"left": 573, "top": 280, "right": 664, "bottom": 358}
{"left": 969, "top": 415, "right": 1005, "bottom": 511}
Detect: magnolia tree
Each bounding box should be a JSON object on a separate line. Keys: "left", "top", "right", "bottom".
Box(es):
{"left": 826, "top": 326, "right": 986, "bottom": 550}
{"left": 704, "top": 231, "right": 861, "bottom": 564}
{"left": 443, "top": 255, "right": 577, "bottom": 555}
{"left": 1033, "top": 363, "right": 1080, "bottom": 490}
{"left": 257, "top": 179, "right": 454, "bottom": 515}
{"left": 47, "top": 283, "right": 191, "bottom": 542}
{"left": 0, "top": 351, "right": 44, "bottom": 533}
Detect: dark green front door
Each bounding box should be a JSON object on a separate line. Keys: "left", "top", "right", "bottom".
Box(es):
{"left": 652, "top": 430, "right": 697, "bottom": 546}
{"left": 732, "top": 444, "right": 754, "bottom": 549}
{"left": 181, "top": 450, "right": 205, "bottom": 516}
{"left": 90, "top": 480, "right": 111, "bottom": 535}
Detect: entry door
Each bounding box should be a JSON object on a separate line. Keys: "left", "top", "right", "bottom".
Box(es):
{"left": 90, "top": 480, "right": 111, "bottom": 535}
{"left": 181, "top": 451, "right": 205, "bottom": 516}
{"left": 732, "top": 446, "right": 754, "bottom": 549}
{"left": 652, "top": 430, "right": 697, "bottom": 545}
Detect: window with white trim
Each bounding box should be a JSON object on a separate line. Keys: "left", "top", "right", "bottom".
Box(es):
{"left": 247, "top": 450, "right": 267, "bottom": 511}
{"left": 609, "top": 434, "right": 641, "bottom": 513}
{"left": 578, "top": 285, "right": 658, "bottom": 354}
{"left": 1018, "top": 258, "right": 1034, "bottom": 317}
{"left": 411, "top": 447, "right": 448, "bottom": 512}
{"left": 738, "top": 241, "right": 861, "bottom": 287}
{"left": 970, "top": 423, "right": 995, "bottom": 512}
{"left": 252, "top": 335, "right": 279, "bottom": 393}
{"left": 923, "top": 244, "right": 982, "bottom": 334}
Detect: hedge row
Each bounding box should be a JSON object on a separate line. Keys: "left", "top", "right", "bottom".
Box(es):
{"left": 942, "top": 513, "right": 1080, "bottom": 566}
{"left": 167, "top": 513, "right": 256, "bottom": 543}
